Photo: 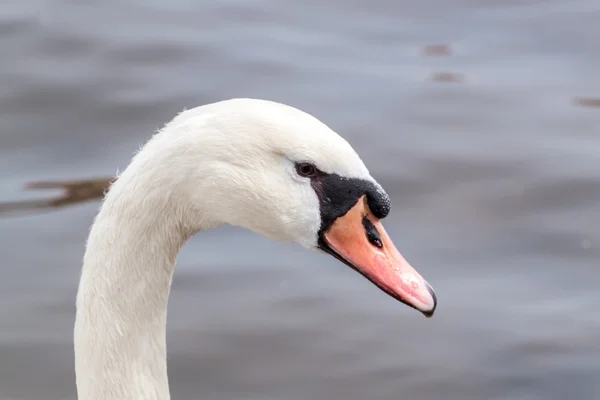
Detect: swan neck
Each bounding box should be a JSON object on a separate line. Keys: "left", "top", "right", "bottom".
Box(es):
{"left": 74, "top": 172, "right": 193, "bottom": 400}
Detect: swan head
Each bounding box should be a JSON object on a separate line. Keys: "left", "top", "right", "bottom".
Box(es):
{"left": 143, "top": 98, "right": 437, "bottom": 316}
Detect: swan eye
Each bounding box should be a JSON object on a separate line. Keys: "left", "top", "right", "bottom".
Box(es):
{"left": 295, "top": 162, "right": 317, "bottom": 178}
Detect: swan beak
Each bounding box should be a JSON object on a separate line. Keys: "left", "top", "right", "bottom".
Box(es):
{"left": 321, "top": 196, "right": 437, "bottom": 317}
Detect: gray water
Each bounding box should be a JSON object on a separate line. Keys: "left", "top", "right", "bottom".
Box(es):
{"left": 1, "top": 1, "right": 599, "bottom": 399}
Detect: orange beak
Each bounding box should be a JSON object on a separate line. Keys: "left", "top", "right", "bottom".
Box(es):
{"left": 320, "top": 196, "right": 437, "bottom": 317}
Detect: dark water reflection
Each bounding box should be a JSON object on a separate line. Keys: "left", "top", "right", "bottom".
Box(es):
{"left": 1, "top": 1, "right": 599, "bottom": 399}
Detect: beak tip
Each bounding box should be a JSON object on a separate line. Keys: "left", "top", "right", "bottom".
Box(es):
{"left": 421, "top": 282, "right": 437, "bottom": 318}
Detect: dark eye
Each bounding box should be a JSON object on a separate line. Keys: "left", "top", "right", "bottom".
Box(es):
{"left": 295, "top": 162, "right": 317, "bottom": 178}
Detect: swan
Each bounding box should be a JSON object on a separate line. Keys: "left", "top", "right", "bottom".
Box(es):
{"left": 74, "top": 98, "right": 437, "bottom": 400}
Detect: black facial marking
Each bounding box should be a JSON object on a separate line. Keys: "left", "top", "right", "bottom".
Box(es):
{"left": 299, "top": 164, "right": 390, "bottom": 235}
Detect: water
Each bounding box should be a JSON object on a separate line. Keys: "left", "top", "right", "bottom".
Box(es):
{"left": 1, "top": 1, "right": 599, "bottom": 399}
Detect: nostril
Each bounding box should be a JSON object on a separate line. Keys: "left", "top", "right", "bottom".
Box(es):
{"left": 367, "top": 234, "right": 382, "bottom": 248}
{"left": 362, "top": 216, "right": 383, "bottom": 249}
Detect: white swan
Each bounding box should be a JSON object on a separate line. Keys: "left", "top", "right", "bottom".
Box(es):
{"left": 74, "top": 98, "right": 437, "bottom": 400}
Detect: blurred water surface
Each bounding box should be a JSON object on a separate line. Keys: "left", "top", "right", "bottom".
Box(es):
{"left": 1, "top": 1, "right": 599, "bottom": 399}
